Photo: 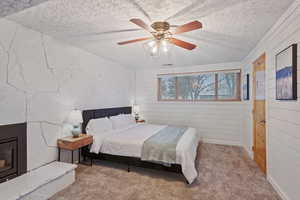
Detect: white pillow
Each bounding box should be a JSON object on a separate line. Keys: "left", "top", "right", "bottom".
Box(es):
{"left": 110, "top": 114, "right": 135, "bottom": 129}
{"left": 121, "top": 114, "right": 136, "bottom": 125}
{"left": 86, "top": 117, "right": 113, "bottom": 136}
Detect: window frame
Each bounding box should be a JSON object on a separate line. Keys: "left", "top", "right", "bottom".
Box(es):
{"left": 157, "top": 69, "right": 241, "bottom": 102}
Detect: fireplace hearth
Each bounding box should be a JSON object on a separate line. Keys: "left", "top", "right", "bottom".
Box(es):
{"left": 0, "top": 123, "right": 27, "bottom": 183}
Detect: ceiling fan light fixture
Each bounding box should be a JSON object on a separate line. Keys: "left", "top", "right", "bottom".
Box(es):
{"left": 143, "top": 39, "right": 159, "bottom": 57}
{"left": 143, "top": 39, "right": 171, "bottom": 57}
{"left": 161, "top": 40, "right": 170, "bottom": 53}
{"left": 147, "top": 40, "right": 156, "bottom": 48}
{"left": 151, "top": 46, "right": 158, "bottom": 53}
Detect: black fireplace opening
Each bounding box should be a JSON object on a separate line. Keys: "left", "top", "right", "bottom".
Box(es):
{"left": 0, "top": 138, "right": 17, "bottom": 178}
{"left": 0, "top": 123, "right": 27, "bottom": 183}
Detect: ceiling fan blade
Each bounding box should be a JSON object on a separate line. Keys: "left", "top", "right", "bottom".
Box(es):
{"left": 130, "top": 18, "right": 152, "bottom": 32}
{"left": 117, "top": 37, "right": 152, "bottom": 45}
{"left": 169, "top": 38, "right": 197, "bottom": 50}
{"left": 173, "top": 21, "right": 202, "bottom": 35}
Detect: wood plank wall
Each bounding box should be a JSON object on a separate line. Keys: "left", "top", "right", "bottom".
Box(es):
{"left": 241, "top": 1, "right": 300, "bottom": 200}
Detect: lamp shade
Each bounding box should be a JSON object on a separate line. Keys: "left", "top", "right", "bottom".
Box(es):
{"left": 67, "top": 110, "right": 83, "bottom": 125}
{"left": 133, "top": 105, "right": 140, "bottom": 113}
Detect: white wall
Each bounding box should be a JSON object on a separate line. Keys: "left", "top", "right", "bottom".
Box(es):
{"left": 136, "top": 62, "right": 244, "bottom": 146}
{"left": 0, "top": 19, "right": 134, "bottom": 171}
{"left": 241, "top": 1, "right": 300, "bottom": 200}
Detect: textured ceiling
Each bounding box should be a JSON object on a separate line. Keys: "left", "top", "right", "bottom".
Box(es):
{"left": 4, "top": 0, "right": 295, "bottom": 68}
{"left": 0, "top": 0, "right": 50, "bottom": 17}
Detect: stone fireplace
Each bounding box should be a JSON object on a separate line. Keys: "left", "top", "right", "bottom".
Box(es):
{"left": 0, "top": 123, "right": 27, "bottom": 183}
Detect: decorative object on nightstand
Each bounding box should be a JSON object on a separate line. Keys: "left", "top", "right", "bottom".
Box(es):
{"left": 136, "top": 119, "right": 145, "bottom": 123}
{"left": 67, "top": 110, "right": 83, "bottom": 138}
{"left": 57, "top": 134, "right": 93, "bottom": 165}
{"left": 133, "top": 104, "right": 140, "bottom": 121}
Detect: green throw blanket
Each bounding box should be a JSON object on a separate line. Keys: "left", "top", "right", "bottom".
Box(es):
{"left": 141, "top": 126, "right": 187, "bottom": 163}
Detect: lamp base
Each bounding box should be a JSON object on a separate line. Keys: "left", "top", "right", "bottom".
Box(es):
{"left": 135, "top": 113, "right": 139, "bottom": 121}
{"left": 71, "top": 125, "right": 81, "bottom": 138}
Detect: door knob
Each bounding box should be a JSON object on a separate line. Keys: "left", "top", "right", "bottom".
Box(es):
{"left": 260, "top": 120, "right": 266, "bottom": 124}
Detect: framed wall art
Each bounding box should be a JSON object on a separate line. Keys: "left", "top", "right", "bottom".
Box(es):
{"left": 243, "top": 74, "right": 250, "bottom": 100}
{"left": 276, "top": 44, "right": 297, "bottom": 100}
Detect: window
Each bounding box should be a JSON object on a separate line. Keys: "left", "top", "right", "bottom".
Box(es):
{"left": 218, "top": 72, "right": 240, "bottom": 100}
{"left": 159, "top": 76, "right": 176, "bottom": 100}
{"left": 158, "top": 70, "right": 241, "bottom": 101}
{"left": 177, "top": 73, "right": 215, "bottom": 100}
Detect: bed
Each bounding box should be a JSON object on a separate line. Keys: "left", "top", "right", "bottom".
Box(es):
{"left": 81, "top": 107, "right": 200, "bottom": 184}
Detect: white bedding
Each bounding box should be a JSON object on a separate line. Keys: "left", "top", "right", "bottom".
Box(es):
{"left": 90, "top": 123, "right": 200, "bottom": 183}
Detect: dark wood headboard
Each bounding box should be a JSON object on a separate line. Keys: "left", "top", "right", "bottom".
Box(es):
{"left": 82, "top": 107, "right": 132, "bottom": 133}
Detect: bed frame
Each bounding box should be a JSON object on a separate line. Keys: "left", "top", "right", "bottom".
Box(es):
{"left": 81, "top": 107, "right": 186, "bottom": 181}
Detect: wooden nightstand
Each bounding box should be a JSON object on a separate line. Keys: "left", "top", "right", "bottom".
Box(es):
{"left": 57, "top": 134, "right": 93, "bottom": 165}
{"left": 136, "top": 119, "right": 145, "bottom": 123}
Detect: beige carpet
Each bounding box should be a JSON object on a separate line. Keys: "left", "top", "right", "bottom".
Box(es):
{"left": 51, "top": 143, "right": 281, "bottom": 200}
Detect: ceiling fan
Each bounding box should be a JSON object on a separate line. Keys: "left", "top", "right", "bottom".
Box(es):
{"left": 117, "top": 19, "right": 202, "bottom": 51}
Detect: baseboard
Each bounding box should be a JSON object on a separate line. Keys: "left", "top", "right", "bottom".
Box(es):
{"left": 244, "top": 146, "right": 254, "bottom": 159}
{"left": 267, "top": 175, "right": 290, "bottom": 200}
{"left": 202, "top": 138, "right": 242, "bottom": 146}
